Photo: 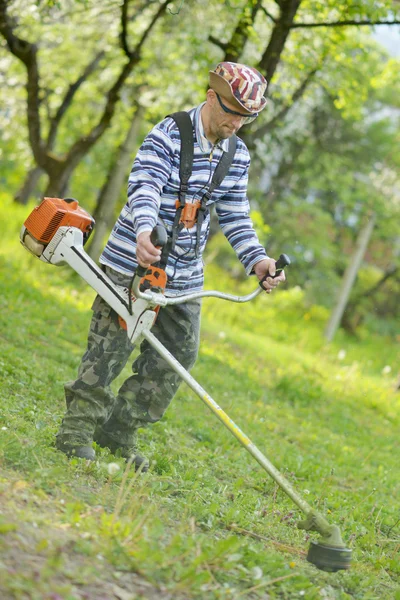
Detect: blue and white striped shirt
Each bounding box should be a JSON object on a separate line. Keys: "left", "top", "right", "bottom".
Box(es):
{"left": 100, "top": 103, "right": 268, "bottom": 296}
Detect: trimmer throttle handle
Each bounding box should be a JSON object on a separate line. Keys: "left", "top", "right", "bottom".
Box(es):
{"left": 259, "top": 253, "right": 291, "bottom": 288}
{"left": 150, "top": 224, "right": 168, "bottom": 248}
{"left": 135, "top": 265, "right": 148, "bottom": 278}
{"left": 274, "top": 253, "right": 291, "bottom": 274}
{"left": 136, "top": 224, "right": 168, "bottom": 284}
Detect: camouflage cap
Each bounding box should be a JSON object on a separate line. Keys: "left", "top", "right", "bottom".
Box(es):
{"left": 209, "top": 62, "right": 267, "bottom": 115}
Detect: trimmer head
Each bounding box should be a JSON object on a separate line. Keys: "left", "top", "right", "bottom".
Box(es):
{"left": 297, "top": 512, "right": 352, "bottom": 571}
{"left": 307, "top": 541, "right": 352, "bottom": 572}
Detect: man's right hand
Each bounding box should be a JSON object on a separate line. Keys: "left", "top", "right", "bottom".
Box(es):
{"left": 136, "top": 231, "right": 162, "bottom": 268}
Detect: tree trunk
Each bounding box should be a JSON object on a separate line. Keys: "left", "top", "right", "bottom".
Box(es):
{"left": 341, "top": 264, "right": 399, "bottom": 333}
{"left": 324, "top": 212, "right": 376, "bottom": 342}
{"left": 14, "top": 166, "right": 44, "bottom": 204}
{"left": 87, "top": 105, "right": 144, "bottom": 261}
{"left": 258, "top": 0, "right": 302, "bottom": 83}
{"left": 225, "top": 1, "right": 263, "bottom": 62}
{"left": 43, "top": 163, "right": 74, "bottom": 198}
{"left": 0, "top": 0, "right": 172, "bottom": 202}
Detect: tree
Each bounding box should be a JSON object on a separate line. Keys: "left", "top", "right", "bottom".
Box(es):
{"left": 3, "top": 0, "right": 399, "bottom": 203}
{"left": 13, "top": 49, "right": 105, "bottom": 204}
{"left": 87, "top": 103, "right": 145, "bottom": 260}
{"left": 0, "top": 0, "right": 173, "bottom": 198}
{"left": 2, "top": 0, "right": 400, "bottom": 330}
{"left": 246, "top": 39, "right": 400, "bottom": 326}
{"left": 208, "top": 0, "right": 400, "bottom": 148}
{"left": 324, "top": 212, "right": 376, "bottom": 341}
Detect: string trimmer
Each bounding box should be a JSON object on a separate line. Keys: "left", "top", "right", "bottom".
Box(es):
{"left": 20, "top": 197, "right": 352, "bottom": 572}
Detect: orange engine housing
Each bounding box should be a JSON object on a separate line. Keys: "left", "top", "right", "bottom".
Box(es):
{"left": 24, "top": 197, "right": 94, "bottom": 244}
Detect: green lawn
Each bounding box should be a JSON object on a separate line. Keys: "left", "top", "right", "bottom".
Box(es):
{"left": 0, "top": 194, "right": 399, "bottom": 599}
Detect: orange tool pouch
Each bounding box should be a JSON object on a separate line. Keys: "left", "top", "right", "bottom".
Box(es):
{"left": 176, "top": 199, "right": 201, "bottom": 229}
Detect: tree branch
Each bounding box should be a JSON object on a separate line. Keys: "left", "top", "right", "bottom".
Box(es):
{"left": 255, "top": 68, "right": 317, "bottom": 138}
{"left": 258, "top": 0, "right": 302, "bottom": 84}
{"left": 47, "top": 50, "right": 105, "bottom": 148}
{"left": 132, "top": 0, "right": 173, "bottom": 57}
{"left": 290, "top": 18, "right": 400, "bottom": 29}
{"left": 120, "top": 0, "right": 131, "bottom": 58}
{"left": 260, "top": 6, "right": 277, "bottom": 23}
{"left": 64, "top": 0, "right": 173, "bottom": 168}
{"left": 0, "top": 0, "right": 46, "bottom": 167}
{"left": 341, "top": 264, "right": 399, "bottom": 333}
{"left": 242, "top": 67, "right": 317, "bottom": 149}
{"left": 348, "top": 265, "right": 399, "bottom": 309}
{"left": 222, "top": 1, "right": 264, "bottom": 63}
{"left": 208, "top": 34, "right": 227, "bottom": 52}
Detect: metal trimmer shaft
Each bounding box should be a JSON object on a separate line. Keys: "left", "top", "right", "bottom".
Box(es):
{"left": 143, "top": 329, "right": 352, "bottom": 571}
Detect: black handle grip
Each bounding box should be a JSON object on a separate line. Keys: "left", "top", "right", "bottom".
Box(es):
{"left": 259, "top": 253, "right": 291, "bottom": 288}
{"left": 150, "top": 224, "right": 168, "bottom": 248}
{"left": 135, "top": 225, "right": 168, "bottom": 277}
{"left": 274, "top": 253, "right": 291, "bottom": 275}
{"left": 135, "top": 265, "right": 148, "bottom": 278}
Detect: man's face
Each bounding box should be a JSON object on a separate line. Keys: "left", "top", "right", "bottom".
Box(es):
{"left": 209, "top": 92, "right": 252, "bottom": 140}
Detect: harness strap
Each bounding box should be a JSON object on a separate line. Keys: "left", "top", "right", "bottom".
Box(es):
{"left": 162, "top": 111, "right": 237, "bottom": 263}
{"left": 168, "top": 111, "right": 193, "bottom": 208}
{"left": 159, "top": 112, "right": 194, "bottom": 268}
{"left": 209, "top": 134, "right": 237, "bottom": 193}
{"left": 195, "top": 134, "right": 236, "bottom": 257}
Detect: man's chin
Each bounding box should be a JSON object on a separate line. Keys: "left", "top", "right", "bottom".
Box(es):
{"left": 217, "top": 129, "right": 235, "bottom": 140}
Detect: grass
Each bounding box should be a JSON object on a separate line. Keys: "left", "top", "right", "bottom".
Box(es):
{"left": 0, "top": 193, "right": 400, "bottom": 599}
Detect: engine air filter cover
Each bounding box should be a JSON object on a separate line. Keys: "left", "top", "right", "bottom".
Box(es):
{"left": 24, "top": 197, "right": 94, "bottom": 244}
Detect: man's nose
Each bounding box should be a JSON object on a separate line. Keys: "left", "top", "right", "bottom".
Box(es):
{"left": 231, "top": 115, "right": 243, "bottom": 127}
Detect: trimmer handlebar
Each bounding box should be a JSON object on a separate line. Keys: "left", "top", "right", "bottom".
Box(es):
{"left": 150, "top": 224, "right": 168, "bottom": 248}
{"left": 258, "top": 253, "right": 291, "bottom": 288}
{"left": 134, "top": 224, "right": 290, "bottom": 306}
{"left": 133, "top": 252, "right": 290, "bottom": 307}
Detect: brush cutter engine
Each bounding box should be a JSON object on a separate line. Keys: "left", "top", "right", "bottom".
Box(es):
{"left": 20, "top": 197, "right": 94, "bottom": 260}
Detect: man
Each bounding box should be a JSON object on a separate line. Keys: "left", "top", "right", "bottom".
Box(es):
{"left": 56, "top": 62, "right": 286, "bottom": 468}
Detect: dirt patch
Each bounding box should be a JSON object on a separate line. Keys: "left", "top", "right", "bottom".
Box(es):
{"left": 0, "top": 472, "right": 178, "bottom": 600}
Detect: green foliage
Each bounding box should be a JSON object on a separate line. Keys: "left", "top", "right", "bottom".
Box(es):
{"left": 246, "top": 33, "right": 400, "bottom": 317}
{"left": 1, "top": 194, "right": 400, "bottom": 598}
{"left": 2, "top": 0, "right": 400, "bottom": 323}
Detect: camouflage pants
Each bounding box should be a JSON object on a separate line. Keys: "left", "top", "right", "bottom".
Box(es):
{"left": 56, "top": 267, "right": 201, "bottom": 448}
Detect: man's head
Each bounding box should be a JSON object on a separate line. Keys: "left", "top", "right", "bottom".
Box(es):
{"left": 203, "top": 62, "right": 267, "bottom": 142}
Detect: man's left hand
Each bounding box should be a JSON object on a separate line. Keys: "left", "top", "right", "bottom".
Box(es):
{"left": 254, "top": 258, "right": 286, "bottom": 294}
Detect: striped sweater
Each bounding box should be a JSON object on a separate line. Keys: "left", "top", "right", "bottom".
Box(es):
{"left": 100, "top": 103, "right": 268, "bottom": 296}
